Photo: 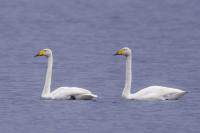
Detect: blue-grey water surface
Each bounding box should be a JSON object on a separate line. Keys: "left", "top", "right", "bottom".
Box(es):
{"left": 0, "top": 0, "right": 200, "bottom": 133}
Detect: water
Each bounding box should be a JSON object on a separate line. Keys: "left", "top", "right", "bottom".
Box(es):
{"left": 0, "top": 0, "right": 199, "bottom": 133}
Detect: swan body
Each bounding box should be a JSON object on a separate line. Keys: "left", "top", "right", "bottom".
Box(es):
{"left": 35, "top": 48, "right": 97, "bottom": 100}
{"left": 114, "top": 47, "right": 188, "bottom": 100}
{"left": 124, "top": 86, "right": 188, "bottom": 100}
{"left": 50, "top": 87, "right": 96, "bottom": 100}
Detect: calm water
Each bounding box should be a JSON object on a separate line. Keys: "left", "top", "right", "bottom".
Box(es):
{"left": 0, "top": 0, "right": 200, "bottom": 133}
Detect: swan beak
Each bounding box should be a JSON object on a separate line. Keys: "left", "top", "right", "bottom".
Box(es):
{"left": 34, "top": 50, "right": 44, "bottom": 57}
{"left": 114, "top": 49, "right": 123, "bottom": 56}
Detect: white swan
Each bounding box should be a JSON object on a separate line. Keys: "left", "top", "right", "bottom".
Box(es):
{"left": 35, "top": 48, "right": 97, "bottom": 100}
{"left": 114, "top": 47, "right": 188, "bottom": 100}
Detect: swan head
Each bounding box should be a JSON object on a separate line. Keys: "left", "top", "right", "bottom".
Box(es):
{"left": 114, "top": 47, "right": 131, "bottom": 56}
{"left": 34, "top": 48, "right": 52, "bottom": 57}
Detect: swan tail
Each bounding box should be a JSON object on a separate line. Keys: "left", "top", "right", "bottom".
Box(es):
{"left": 175, "top": 91, "right": 188, "bottom": 100}
{"left": 76, "top": 94, "right": 98, "bottom": 100}
{"left": 181, "top": 91, "right": 189, "bottom": 96}
{"left": 166, "top": 91, "right": 188, "bottom": 100}
{"left": 92, "top": 94, "right": 98, "bottom": 98}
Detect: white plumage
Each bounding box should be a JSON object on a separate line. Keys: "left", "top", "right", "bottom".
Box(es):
{"left": 127, "top": 86, "right": 187, "bottom": 100}
{"left": 50, "top": 87, "right": 97, "bottom": 100}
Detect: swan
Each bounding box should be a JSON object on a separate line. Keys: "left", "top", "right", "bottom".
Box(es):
{"left": 114, "top": 47, "right": 188, "bottom": 100}
{"left": 34, "top": 48, "right": 97, "bottom": 100}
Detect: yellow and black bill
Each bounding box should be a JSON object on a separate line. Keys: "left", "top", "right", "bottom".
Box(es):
{"left": 34, "top": 50, "right": 44, "bottom": 57}
{"left": 113, "top": 49, "right": 123, "bottom": 56}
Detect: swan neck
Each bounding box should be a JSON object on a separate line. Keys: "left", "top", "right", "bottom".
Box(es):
{"left": 42, "top": 54, "right": 53, "bottom": 98}
{"left": 122, "top": 54, "right": 132, "bottom": 98}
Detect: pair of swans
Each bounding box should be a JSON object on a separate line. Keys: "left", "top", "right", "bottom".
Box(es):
{"left": 35, "top": 48, "right": 188, "bottom": 100}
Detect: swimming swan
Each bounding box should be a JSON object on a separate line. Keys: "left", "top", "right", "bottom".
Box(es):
{"left": 114, "top": 47, "right": 188, "bottom": 100}
{"left": 35, "top": 48, "right": 97, "bottom": 100}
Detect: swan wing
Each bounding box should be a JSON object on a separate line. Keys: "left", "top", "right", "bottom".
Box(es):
{"left": 50, "top": 87, "right": 97, "bottom": 100}
{"left": 132, "top": 86, "right": 188, "bottom": 100}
